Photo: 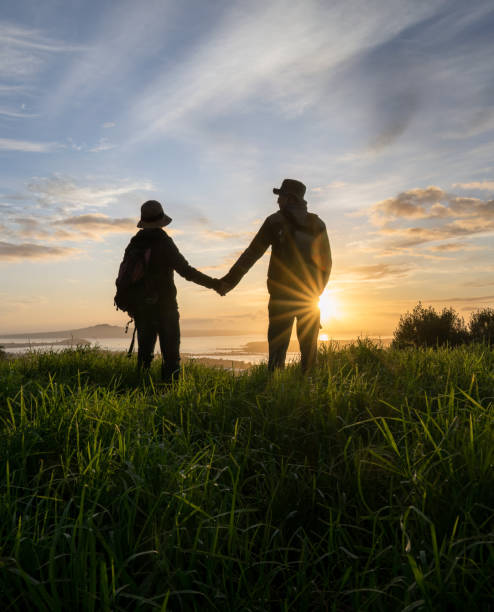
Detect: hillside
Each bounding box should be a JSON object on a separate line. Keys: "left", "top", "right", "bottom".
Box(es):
{"left": 0, "top": 342, "right": 493, "bottom": 610}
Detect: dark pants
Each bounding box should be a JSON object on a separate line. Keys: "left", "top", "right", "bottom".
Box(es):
{"left": 267, "top": 296, "right": 320, "bottom": 372}
{"left": 134, "top": 306, "right": 180, "bottom": 382}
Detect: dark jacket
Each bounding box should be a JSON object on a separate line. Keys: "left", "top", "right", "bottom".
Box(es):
{"left": 126, "top": 228, "right": 215, "bottom": 308}
{"left": 223, "top": 210, "right": 331, "bottom": 300}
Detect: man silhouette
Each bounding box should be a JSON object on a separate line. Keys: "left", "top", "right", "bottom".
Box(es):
{"left": 219, "top": 179, "right": 331, "bottom": 372}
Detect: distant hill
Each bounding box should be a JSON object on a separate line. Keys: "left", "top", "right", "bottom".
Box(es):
{"left": 1, "top": 324, "right": 127, "bottom": 339}
{"left": 1, "top": 323, "right": 256, "bottom": 339}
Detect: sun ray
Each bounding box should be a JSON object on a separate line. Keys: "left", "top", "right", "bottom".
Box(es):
{"left": 318, "top": 290, "right": 342, "bottom": 325}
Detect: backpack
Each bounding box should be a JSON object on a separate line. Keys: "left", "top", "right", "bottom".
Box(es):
{"left": 114, "top": 245, "right": 158, "bottom": 317}
{"left": 271, "top": 212, "right": 330, "bottom": 294}
{"left": 275, "top": 213, "right": 326, "bottom": 266}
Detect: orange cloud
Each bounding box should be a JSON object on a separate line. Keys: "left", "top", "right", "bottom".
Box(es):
{"left": 0, "top": 241, "right": 77, "bottom": 261}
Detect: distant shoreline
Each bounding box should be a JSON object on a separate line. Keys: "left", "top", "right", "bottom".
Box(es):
{"left": 1, "top": 338, "right": 91, "bottom": 349}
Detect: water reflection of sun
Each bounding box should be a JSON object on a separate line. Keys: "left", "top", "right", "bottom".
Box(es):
{"left": 318, "top": 289, "right": 342, "bottom": 325}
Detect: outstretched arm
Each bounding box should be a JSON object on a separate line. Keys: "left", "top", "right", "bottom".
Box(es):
{"left": 168, "top": 239, "right": 219, "bottom": 290}
{"left": 220, "top": 218, "right": 272, "bottom": 291}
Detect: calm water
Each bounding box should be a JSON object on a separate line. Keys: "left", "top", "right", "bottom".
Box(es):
{"left": 0, "top": 334, "right": 290, "bottom": 365}
{"left": 1, "top": 333, "right": 391, "bottom": 364}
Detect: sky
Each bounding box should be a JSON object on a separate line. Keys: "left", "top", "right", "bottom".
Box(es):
{"left": 1, "top": 0, "right": 494, "bottom": 337}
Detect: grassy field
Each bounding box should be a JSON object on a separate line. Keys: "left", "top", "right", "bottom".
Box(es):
{"left": 0, "top": 342, "right": 493, "bottom": 611}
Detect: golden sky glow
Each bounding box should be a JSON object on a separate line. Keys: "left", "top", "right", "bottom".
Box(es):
{"left": 1, "top": 2, "right": 494, "bottom": 336}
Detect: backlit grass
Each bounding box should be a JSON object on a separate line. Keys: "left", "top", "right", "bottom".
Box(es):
{"left": 0, "top": 341, "right": 493, "bottom": 610}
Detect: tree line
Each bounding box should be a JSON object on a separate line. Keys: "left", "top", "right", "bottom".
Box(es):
{"left": 392, "top": 303, "right": 494, "bottom": 348}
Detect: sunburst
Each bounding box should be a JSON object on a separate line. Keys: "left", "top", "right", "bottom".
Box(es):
{"left": 318, "top": 289, "right": 342, "bottom": 324}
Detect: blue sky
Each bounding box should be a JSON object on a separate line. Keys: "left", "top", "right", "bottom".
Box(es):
{"left": 1, "top": 0, "right": 494, "bottom": 335}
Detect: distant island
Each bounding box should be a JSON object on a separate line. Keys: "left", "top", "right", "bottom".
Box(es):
{"left": 1, "top": 324, "right": 126, "bottom": 340}
{"left": 0, "top": 323, "right": 257, "bottom": 339}
{"left": 1, "top": 338, "right": 90, "bottom": 349}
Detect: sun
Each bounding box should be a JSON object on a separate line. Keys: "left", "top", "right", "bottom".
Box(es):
{"left": 318, "top": 289, "right": 342, "bottom": 324}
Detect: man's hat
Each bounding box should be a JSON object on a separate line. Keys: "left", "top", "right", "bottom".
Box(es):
{"left": 137, "top": 200, "right": 172, "bottom": 228}
{"left": 273, "top": 179, "right": 307, "bottom": 204}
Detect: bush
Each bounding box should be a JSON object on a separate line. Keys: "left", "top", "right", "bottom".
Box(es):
{"left": 469, "top": 307, "right": 494, "bottom": 345}
{"left": 392, "top": 302, "right": 468, "bottom": 348}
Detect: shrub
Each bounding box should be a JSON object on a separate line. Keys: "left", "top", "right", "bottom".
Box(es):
{"left": 392, "top": 302, "right": 468, "bottom": 348}
{"left": 469, "top": 307, "right": 494, "bottom": 345}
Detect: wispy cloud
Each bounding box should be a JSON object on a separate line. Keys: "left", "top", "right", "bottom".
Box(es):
{"left": 6, "top": 213, "right": 138, "bottom": 243}
{"left": 427, "top": 242, "right": 478, "bottom": 252}
{"left": 0, "top": 138, "right": 60, "bottom": 152}
{"left": 453, "top": 181, "right": 494, "bottom": 191}
{"left": 427, "top": 294, "right": 494, "bottom": 304}
{"left": 88, "top": 138, "right": 116, "bottom": 153}
{"left": 0, "top": 107, "right": 38, "bottom": 118}
{"left": 0, "top": 22, "right": 85, "bottom": 54}
{"left": 45, "top": 1, "right": 174, "bottom": 113}
{"left": 53, "top": 213, "right": 136, "bottom": 238}
{"left": 130, "top": 0, "right": 443, "bottom": 141}
{"left": 27, "top": 174, "right": 153, "bottom": 211}
{"left": 0, "top": 241, "right": 77, "bottom": 261}
{"left": 200, "top": 228, "right": 250, "bottom": 241}
{"left": 0, "top": 85, "right": 29, "bottom": 94}
{"left": 346, "top": 263, "right": 412, "bottom": 281}
{"left": 0, "top": 21, "right": 84, "bottom": 80}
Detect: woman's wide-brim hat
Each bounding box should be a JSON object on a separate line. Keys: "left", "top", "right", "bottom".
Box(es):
{"left": 137, "top": 200, "right": 172, "bottom": 228}
{"left": 273, "top": 178, "right": 307, "bottom": 204}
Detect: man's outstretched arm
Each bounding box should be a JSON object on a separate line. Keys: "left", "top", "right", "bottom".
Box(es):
{"left": 220, "top": 218, "right": 272, "bottom": 291}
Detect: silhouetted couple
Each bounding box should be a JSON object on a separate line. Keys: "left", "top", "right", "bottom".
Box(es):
{"left": 122, "top": 179, "right": 331, "bottom": 383}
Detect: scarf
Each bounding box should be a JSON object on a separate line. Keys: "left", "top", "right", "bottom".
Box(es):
{"left": 280, "top": 200, "right": 308, "bottom": 228}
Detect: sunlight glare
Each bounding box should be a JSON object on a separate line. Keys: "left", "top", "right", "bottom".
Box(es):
{"left": 318, "top": 290, "right": 342, "bottom": 324}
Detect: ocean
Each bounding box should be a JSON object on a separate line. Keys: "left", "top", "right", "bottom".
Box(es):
{"left": 0, "top": 334, "right": 289, "bottom": 365}
{"left": 0, "top": 333, "right": 392, "bottom": 366}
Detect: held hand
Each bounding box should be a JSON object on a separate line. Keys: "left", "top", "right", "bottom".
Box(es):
{"left": 212, "top": 278, "right": 232, "bottom": 296}
{"left": 211, "top": 278, "right": 230, "bottom": 296}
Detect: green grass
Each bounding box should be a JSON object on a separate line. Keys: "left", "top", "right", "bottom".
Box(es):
{"left": 1, "top": 341, "right": 493, "bottom": 610}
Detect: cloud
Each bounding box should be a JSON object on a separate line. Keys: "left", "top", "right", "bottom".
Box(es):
{"left": 427, "top": 242, "right": 475, "bottom": 252}
{"left": 27, "top": 174, "right": 153, "bottom": 211}
{"left": 0, "top": 85, "right": 28, "bottom": 94}
{"left": 311, "top": 182, "right": 348, "bottom": 193}
{"left": 88, "top": 138, "right": 116, "bottom": 153}
{"left": 366, "top": 186, "right": 494, "bottom": 250}
{"left": 348, "top": 263, "right": 412, "bottom": 280}
{"left": 370, "top": 186, "right": 449, "bottom": 223}
{"left": 0, "top": 21, "right": 84, "bottom": 80}
{"left": 0, "top": 107, "right": 38, "bottom": 118}
{"left": 53, "top": 213, "right": 136, "bottom": 238}
{"left": 129, "top": 0, "right": 442, "bottom": 141}
{"left": 45, "top": 1, "right": 175, "bottom": 113}
{"left": 453, "top": 181, "right": 494, "bottom": 191}
{"left": 101, "top": 122, "right": 116, "bottom": 128}
{"left": 427, "top": 295, "right": 494, "bottom": 304}
{"left": 0, "top": 22, "right": 85, "bottom": 54}
{"left": 0, "top": 241, "right": 77, "bottom": 262}
{"left": 201, "top": 229, "right": 250, "bottom": 241}
{"left": 463, "top": 279, "right": 494, "bottom": 288}
{"left": 370, "top": 90, "right": 420, "bottom": 150}
{"left": 5, "top": 213, "right": 138, "bottom": 243}
{"left": 0, "top": 138, "right": 60, "bottom": 152}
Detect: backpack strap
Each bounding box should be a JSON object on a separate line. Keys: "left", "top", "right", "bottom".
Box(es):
{"left": 124, "top": 318, "right": 137, "bottom": 358}
{"left": 127, "top": 326, "right": 137, "bottom": 358}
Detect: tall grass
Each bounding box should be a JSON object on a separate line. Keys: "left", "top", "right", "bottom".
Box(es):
{"left": 1, "top": 341, "right": 493, "bottom": 610}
